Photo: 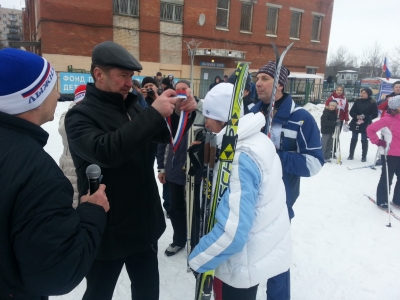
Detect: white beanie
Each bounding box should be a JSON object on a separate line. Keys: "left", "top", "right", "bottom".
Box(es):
{"left": 388, "top": 95, "right": 400, "bottom": 110}
{"left": 202, "top": 83, "right": 244, "bottom": 122}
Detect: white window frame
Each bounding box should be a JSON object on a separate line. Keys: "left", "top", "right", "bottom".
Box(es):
{"left": 216, "top": 0, "right": 230, "bottom": 29}
{"left": 311, "top": 13, "right": 324, "bottom": 42}
{"left": 160, "top": 2, "right": 183, "bottom": 23}
{"left": 240, "top": 2, "right": 253, "bottom": 32}
{"left": 306, "top": 67, "right": 318, "bottom": 74}
{"left": 289, "top": 8, "right": 303, "bottom": 39}
{"left": 113, "top": 0, "right": 139, "bottom": 17}
{"left": 266, "top": 4, "right": 281, "bottom": 36}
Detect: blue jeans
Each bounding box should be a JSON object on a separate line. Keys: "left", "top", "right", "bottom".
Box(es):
{"left": 267, "top": 269, "right": 290, "bottom": 300}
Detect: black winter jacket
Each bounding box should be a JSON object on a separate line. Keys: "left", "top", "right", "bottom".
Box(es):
{"left": 320, "top": 109, "right": 338, "bottom": 134}
{"left": 0, "top": 112, "right": 106, "bottom": 299}
{"left": 349, "top": 97, "right": 378, "bottom": 134}
{"left": 65, "top": 83, "right": 191, "bottom": 260}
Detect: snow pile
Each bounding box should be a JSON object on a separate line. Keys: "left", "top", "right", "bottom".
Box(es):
{"left": 302, "top": 103, "right": 324, "bottom": 126}
{"left": 43, "top": 101, "right": 400, "bottom": 300}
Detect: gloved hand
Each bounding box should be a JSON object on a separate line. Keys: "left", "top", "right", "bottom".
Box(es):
{"left": 336, "top": 120, "right": 341, "bottom": 126}
{"left": 359, "top": 114, "right": 365, "bottom": 119}
{"left": 377, "top": 139, "right": 387, "bottom": 148}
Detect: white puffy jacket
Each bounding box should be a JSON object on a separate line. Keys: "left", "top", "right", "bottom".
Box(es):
{"left": 189, "top": 112, "right": 292, "bottom": 288}
{"left": 58, "top": 102, "right": 79, "bottom": 208}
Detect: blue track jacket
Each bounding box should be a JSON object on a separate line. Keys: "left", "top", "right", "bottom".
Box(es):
{"left": 250, "top": 94, "right": 324, "bottom": 218}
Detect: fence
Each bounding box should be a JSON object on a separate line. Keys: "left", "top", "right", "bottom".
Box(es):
{"left": 286, "top": 82, "right": 362, "bottom": 106}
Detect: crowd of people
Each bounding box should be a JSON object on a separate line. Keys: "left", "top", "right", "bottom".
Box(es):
{"left": 0, "top": 40, "right": 398, "bottom": 300}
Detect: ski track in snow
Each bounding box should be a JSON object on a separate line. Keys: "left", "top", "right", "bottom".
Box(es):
{"left": 43, "top": 102, "right": 400, "bottom": 300}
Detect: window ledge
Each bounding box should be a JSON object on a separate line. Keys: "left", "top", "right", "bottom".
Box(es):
{"left": 160, "top": 19, "right": 183, "bottom": 24}
{"left": 311, "top": 40, "right": 321, "bottom": 43}
{"left": 216, "top": 27, "right": 229, "bottom": 31}
{"left": 240, "top": 30, "right": 252, "bottom": 34}
{"left": 289, "top": 37, "right": 300, "bottom": 40}
{"left": 113, "top": 12, "right": 139, "bottom": 18}
{"left": 266, "top": 34, "right": 277, "bottom": 37}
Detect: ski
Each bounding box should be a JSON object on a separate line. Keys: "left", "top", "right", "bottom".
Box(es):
{"left": 363, "top": 194, "right": 400, "bottom": 221}
{"left": 347, "top": 165, "right": 376, "bottom": 170}
{"left": 194, "top": 62, "right": 249, "bottom": 300}
{"left": 265, "top": 42, "right": 294, "bottom": 136}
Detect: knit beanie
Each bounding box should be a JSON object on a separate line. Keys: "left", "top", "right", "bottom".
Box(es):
{"left": 202, "top": 83, "right": 243, "bottom": 122}
{"left": 362, "top": 88, "right": 373, "bottom": 97}
{"left": 257, "top": 61, "right": 290, "bottom": 87}
{"left": 388, "top": 95, "right": 400, "bottom": 110}
{"left": 0, "top": 48, "right": 57, "bottom": 115}
{"left": 141, "top": 76, "right": 158, "bottom": 87}
{"left": 74, "top": 84, "right": 86, "bottom": 103}
{"left": 161, "top": 77, "right": 171, "bottom": 85}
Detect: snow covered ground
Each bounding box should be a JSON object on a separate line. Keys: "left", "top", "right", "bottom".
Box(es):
{"left": 44, "top": 101, "right": 400, "bottom": 300}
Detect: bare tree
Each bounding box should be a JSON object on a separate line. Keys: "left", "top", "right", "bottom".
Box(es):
{"left": 360, "top": 41, "right": 383, "bottom": 78}
{"left": 390, "top": 45, "right": 400, "bottom": 78}
{"left": 325, "top": 46, "right": 358, "bottom": 80}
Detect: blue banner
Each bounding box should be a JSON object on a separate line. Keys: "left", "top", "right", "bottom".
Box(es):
{"left": 378, "top": 82, "right": 394, "bottom": 102}
{"left": 59, "top": 72, "right": 146, "bottom": 94}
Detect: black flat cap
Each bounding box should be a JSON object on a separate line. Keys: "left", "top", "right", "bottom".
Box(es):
{"left": 92, "top": 41, "right": 142, "bottom": 71}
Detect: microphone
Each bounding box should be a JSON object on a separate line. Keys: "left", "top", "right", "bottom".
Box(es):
{"left": 86, "top": 164, "right": 102, "bottom": 195}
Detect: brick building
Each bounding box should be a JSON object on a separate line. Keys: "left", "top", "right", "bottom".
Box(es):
{"left": 0, "top": 5, "right": 23, "bottom": 48}
{"left": 23, "top": 0, "right": 334, "bottom": 96}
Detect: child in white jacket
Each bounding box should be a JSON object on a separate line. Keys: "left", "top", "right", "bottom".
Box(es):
{"left": 189, "top": 83, "right": 292, "bottom": 300}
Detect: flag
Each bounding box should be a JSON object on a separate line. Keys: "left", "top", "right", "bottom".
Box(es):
{"left": 382, "top": 57, "right": 391, "bottom": 80}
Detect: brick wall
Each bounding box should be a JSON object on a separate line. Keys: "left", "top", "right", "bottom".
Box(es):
{"left": 139, "top": 0, "right": 160, "bottom": 62}
{"left": 183, "top": 0, "right": 334, "bottom": 74}
{"left": 37, "top": 0, "right": 113, "bottom": 55}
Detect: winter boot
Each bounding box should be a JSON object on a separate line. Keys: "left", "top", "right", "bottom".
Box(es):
{"left": 348, "top": 139, "right": 357, "bottom": 160}
{"left": 361, "top": 140, "right": 368, "bottom": 162}
{"left": 165, "top": 243, "right": 184, "bottom": 256}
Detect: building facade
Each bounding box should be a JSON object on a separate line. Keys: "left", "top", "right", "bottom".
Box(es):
{"left": 0, "top": 5, "right": 23, "bottom": 48}
{"left": 23, "top": 0, "right": 334, "bottom": 96}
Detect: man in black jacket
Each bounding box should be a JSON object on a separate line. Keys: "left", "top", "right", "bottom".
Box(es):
{"left": 65, "top": 41, "right": 197, "bottom": 300}
{"left": 0, "top": 48, "right": 109, "bottom": 299}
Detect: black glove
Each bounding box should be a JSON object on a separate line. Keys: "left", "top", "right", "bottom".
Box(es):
{"left": 188, "top": 141, "right": 204, "bottom": 176}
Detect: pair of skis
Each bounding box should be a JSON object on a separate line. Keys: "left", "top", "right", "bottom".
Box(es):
{"left": 363, "top": 194, "right": 400, "bottom": 221}
{"left": 194, "top": 42, "right": 293, "bottom": 299}
{"left": 331, "top": 111, "right": 342, "bottom": 164}
{"left": 194, "top": 62, "right": 248, "bottom": 300}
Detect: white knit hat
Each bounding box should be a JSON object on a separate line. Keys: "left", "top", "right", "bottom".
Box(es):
{"left": 202, "top": 83, "right": 244, "bottom": 122}
{"left": 388, "top": 95, "right": 400, "bottom": 110}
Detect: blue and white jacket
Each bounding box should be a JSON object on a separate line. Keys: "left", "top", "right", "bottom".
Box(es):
{"left": 251, "top": 94, "right": 324, "bottom": 219}
{"left": 189, "top": 113, "right": 292, "bottom": 288}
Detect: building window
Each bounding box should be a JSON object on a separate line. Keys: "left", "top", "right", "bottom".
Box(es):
{"left": 160, "top": 2, "right": 183, "bottom": 22}
{"left": 266, "top": 7, "right": 279, "bottom": 35}
{"left": 289, "top": 11, "right": 302, "bottom": 39}
{"left": 306, "top": 67, "right": 317, "bottom": 74}
{"left": 113, "top": 0, "right": 139, "bottom": 16}
{"left": 2, "top": 14, "right": 6, "bottom": 18}
{"left": 311, "top": 15, "right": 322, "bottom": 41}
{"left": 216, "top": 0, "right": 230, "bottom": 28}
{"left": 240, "top": 3, "right": 253, "bottom": 32}
{"left": 3, "top": 21, "right": 6, "bottom": 25}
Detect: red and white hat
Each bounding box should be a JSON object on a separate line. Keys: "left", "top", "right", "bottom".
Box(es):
{"left": 74, "top": 84, "right": 86, "bottom": 103}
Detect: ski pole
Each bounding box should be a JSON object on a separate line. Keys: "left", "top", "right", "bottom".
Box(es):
{"left": 371, "top": 147, "right": 380, "bottom": 170}
{"left": 384, "top": 152, "right": 391, "bottom": 227}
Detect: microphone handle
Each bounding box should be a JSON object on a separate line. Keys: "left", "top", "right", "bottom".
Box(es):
{"left": 88, "top": 178, "right": 99, "bottom": 195}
